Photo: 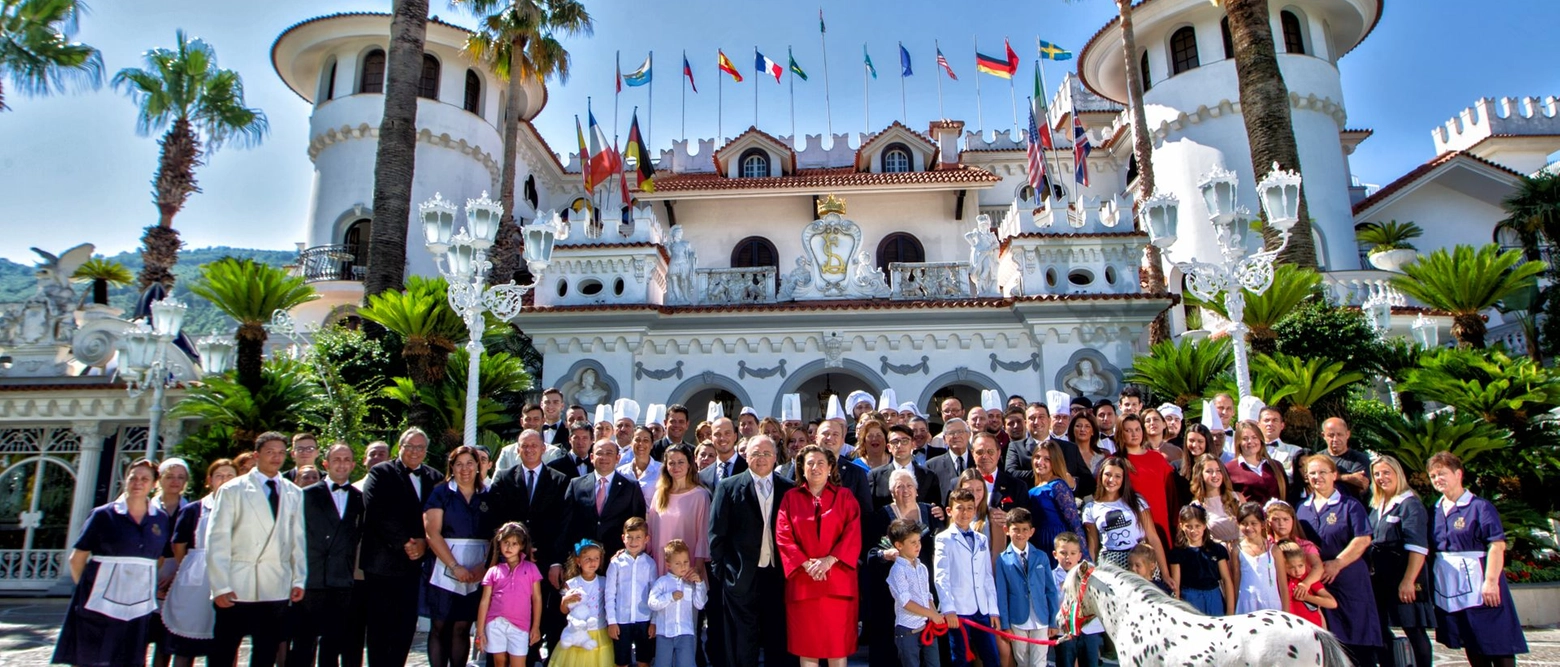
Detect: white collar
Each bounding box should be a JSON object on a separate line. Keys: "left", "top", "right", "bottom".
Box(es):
{"left": 1308, "top": 489, "right": 1342, "bottom": 513}
{"left": 328, "top": 477, "right": 352, "bottom": 490}
{"left": 751, "top": 472, "right": 773, "bottom": 485}
{"left": 521, "top": 462, "right": 544, "bottom": 476}
{"left": 111, "top": 497, "right": 159, "bottom": 516}
{"left": 1381, "top": 490, "right": 1416, "bottom": 514}
{"left": 1438, "top": 489, "right": 1475, "bottom": 512}
{"left": 1010, "top": 544, "right": 1028, "bottom": 558}
{"left": 892, "top": 460, "right": 913, "bottom": 471}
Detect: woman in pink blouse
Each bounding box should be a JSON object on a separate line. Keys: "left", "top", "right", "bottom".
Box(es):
{"left": 646, "top": 443, "right": 712, "bottom": 575}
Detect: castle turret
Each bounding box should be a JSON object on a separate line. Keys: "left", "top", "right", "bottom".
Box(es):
{"left": 1432, "top": 97, "right": 1560, "bottom": 174}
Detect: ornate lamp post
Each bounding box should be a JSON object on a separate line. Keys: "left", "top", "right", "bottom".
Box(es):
{"left": 1411, "top": 313, "right": 1440, "bottom": 349}
{"left": 116, "top": 297, "right": 188, "bottom": 459}
{"left": 1143, "top": 162, "right": 1302, "bottom": 401}
{"left": 422, "top": 191, "right": 565, "bottom": 447}
{"left": 195, "top": 335, "right": 237, "bottom": 376}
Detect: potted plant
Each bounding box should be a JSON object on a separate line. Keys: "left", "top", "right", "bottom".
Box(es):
{"left": 69, "top": 258, "right": 134, "bottom": 305}
{"left": 1357, "top": 220, "right": 1423, "bottom": 272}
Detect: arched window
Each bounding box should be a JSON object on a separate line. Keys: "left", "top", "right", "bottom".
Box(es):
{"left": 359, "top": 49, "right": 386, "bottom": 94}
{"left": 731, "top": 236, "right": 779, "bottom": 268}
{"left": 1171, "top": 27, "right": 1200, "bottom": 75}
{"left": 881, "top": 143, "right": 912, "bottom": 173}
{"left": 1018, "top": 185, "right": 1036, "bottom": 203}
{"left": 1139, "top": 52, "right": 1151, "bottom": 92}
{"left": 1126, "top": 155, "right": 1139, "bottom": 184}
{"left": 343, "top": 219, "right": 370, "bottom": 280}
{"left": 876, "top": 233, "right": 925, "bottom": 273}
{"left": 463, "top": 70, "right": 481, "bottom": 114}
{"left": 417, "top": 54, "right": 441, "bottom": 100}
{"left": 739, "top": 148, "right": 770, "bottom": 178}
{"left": 1221, "top": 18, "right": 1234, "bottom": 59}
{"left": 321, "top": 60, "right": 337, "bottom": 101}
{"left": 1281, "top": 11, "right": 1306, "bottom": 54}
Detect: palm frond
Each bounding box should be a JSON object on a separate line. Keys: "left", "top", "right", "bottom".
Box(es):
{"left": 1185, "top": 264, "right": 1320, "bottom": 332}
{"left": 1125, "top": 336, "right": 1233, "bottom": 407}
{"left": 0, "top": 0, "right": 103, "bottom": 109}
{"left": 187, "top": 257, "right": 317, "bottom": 325}
{"left": 1351, "top": 411, "right": 1513, "bottom": 474}
{"left": 1392, "top": 245, "right": 1546, "bottom": 316}
{"left": 110, "top": 29, "right": 266, "bottom": 150}
{"left": 69, "top": 257, "right": 133, "bottom": 285}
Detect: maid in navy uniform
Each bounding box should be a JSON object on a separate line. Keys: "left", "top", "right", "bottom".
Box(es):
{"left": 1295, "top": 453, "right": 1382, "bottom": 666}
{"left": 1426, "top": 451, "right": 1526, "bottom": 667}
{"left": 52, "top": 459, "right": 172, "bottom": 667}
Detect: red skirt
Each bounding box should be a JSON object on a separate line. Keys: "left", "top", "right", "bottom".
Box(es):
{"left": 785, "top": 578, "right": 859, "bottom": 659}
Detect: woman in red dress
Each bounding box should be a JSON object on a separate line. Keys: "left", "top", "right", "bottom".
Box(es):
{"left": 776, "top": 444, "right": 863, "bottom": 667}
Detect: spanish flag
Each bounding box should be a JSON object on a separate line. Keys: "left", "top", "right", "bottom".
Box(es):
{"left": 718, "top": 49, "right": 743, "bottom": 82}
{"left": 975, "top": 39, "right": 1018, "bottom": 79}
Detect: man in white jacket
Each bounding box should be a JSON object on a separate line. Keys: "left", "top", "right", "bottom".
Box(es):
{"left": 206, "top": 431, "right": 307, "bottom": 667}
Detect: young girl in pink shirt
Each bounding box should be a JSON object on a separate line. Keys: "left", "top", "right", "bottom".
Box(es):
{"left": 477, "top": 522, "right": 545, "bottom": 666}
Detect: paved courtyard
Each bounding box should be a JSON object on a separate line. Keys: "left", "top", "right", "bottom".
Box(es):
{"left": 2, "top": 597, "right": 1557, "bottom": 666}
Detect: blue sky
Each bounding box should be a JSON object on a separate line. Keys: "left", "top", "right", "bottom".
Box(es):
{"left": 2, "top": 0, "right": 1557, "bottom": 263}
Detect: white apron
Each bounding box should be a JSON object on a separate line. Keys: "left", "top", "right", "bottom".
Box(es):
{"left": 430, "top": 538, "right": 489, "bottom": 595}
{"left": 1433, "top": 550, "right": 1486, "bottom": 613}
{"left": 84, "top": 555, "right": 159, "bottom": 621}
{"left": 161, "top": 498, "right": 216, "bottom": 639}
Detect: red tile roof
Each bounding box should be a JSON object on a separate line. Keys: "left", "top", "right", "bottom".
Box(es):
{"left": 857, "top": 120, "right": 938, "bottom": 167}
{"left": 928, "top": 120, "right": 966, "bottom": 132}
{"left": 1352, "top": 150, "right": 1522, "bottom": 216}
{"left": 712, "top": 126, "right": 796, "bottom": 172}
{"left": 649, "top": 164, "right": 1001, "bottom": 193}
{"left": 527, "top": 292, "right": 1171, "bottom": 315}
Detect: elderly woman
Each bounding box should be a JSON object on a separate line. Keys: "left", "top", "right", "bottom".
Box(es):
{"left": 161, "top": 459, "right": 239, "bottom": 665}
{"left": 1295, "top": 454, "right": 1381, "bottom": 665}
{"left": 1426, "top": 451, "right": 1527, "bottom": 667}
{"left": 1368, "top": 454, "right": 1434, "bottom": 667}
{"left": 647, "top": 444, "right": 711, "bottom": 574}
{"left": 423, "top": 446, "right": 491, "bottom": 667}
{"left": 53, "top": 459, "right": 172, "bottom": 667}
{"left": 1225, "top": 420, "right": 1285, "bottom": 506}
{"left": 776, "top": 444, "right": 863, "bottom": 667}
{"left": 1027, "top": 440, "right": 1081, "bottom": 569}
{"left": 864, "top": 468, "right": 944, "bottom": 667}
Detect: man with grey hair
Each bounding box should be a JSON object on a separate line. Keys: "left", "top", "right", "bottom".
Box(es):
{"left": 710, "top": 435, "right": 796, "bottom": 667}
{"left": 490, "top": 428, "right": 572, "bottom": 659}
{"left": 361, "top": 428, "right": 444, "bottom": 666}
{"left": 354, "top": 441, "right": 390, "bottom": 489}
{"left": 925, "top": 417, "right": 976, "bottom": 497}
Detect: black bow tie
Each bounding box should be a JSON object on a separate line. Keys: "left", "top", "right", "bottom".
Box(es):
{"left": 332, "top": 483, "right": 352, "bottom": 492}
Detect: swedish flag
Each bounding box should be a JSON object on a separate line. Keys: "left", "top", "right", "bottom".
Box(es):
{"left": 1037, "top": 39, "right": 1073, "bottom": 62}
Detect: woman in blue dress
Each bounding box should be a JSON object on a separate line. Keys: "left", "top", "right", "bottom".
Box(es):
{"left": 1426, "top": 451, "right": 1526, "bottom": 667}
{"left": 1295, "top": 454, "right": 1381, "bottom": 666}
{"left": 1026, "top": 439, "right": 1081, "bottom": 569}
{"left": 423, "top": 445, "right": 492, "bottom": 667}
{"left": 1367, "top": 454, "right": 1434, "bottom": 667}
{"left": 52, "top": 459, "right": 171, "bottom": 667}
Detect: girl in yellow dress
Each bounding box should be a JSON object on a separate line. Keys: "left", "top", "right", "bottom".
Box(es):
{"left": 552, "top": 540, "right": 614, "bottom": 667}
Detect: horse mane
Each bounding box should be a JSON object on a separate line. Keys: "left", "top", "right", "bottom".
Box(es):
{"left": 1090, "top": 563, "right": 1201, "bottom": 615}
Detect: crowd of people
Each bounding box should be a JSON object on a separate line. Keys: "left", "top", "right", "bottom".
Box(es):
{"left": 51, "top": 385, "right": 1529, "bottom": 667}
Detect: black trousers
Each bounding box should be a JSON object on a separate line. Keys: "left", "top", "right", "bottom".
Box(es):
{"left": 723, "top": 567, "right": 796, "bottom": 667}
{"left": 287, "top": 588, "right": 355, "bottom": 667}
{"left": 210, "top": 599, "right": 289, "bottom": 667}
{"left": 703, "top": 582, "right": 724, "bottom": 667}
{"left": 363, "top": 572, "right": 421, "bottom": 667}
{"left": 343, "top": 580, "right": 369, "bottom": 667}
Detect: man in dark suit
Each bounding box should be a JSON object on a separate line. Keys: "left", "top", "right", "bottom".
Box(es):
{"left": 710, "top": 436, "right": 797, "bottom": 667}
{"left": 1004, "top": 403, "right": 1051, "bottom": 485}
{"left": 489, "top": 429, "right": 572, "bottom": 665}
{"left": 869, "top": 424, "right": 942, "bottom": 509}
{"left": 361, "top": 428, "right": 443, "bottom": 667}
{"left": 973, "top": 432, "right": 1028, "bottom": 516}
{"left": 651, "top": 403, "right": 694, "bottom": 461}
{"left": 546, "top": 421, "right": 594, "bottom": 482}
{"left": 924, "top": 418, "right": 976, "bottom": 498}
{"left": 289, "top": 443, "right": 364, "bottom": 667}
{"left": 559, "top": 439, "right": 647, "bottom": 561}
{"left": 697, "top": 417, "right": 747, "bottom": 491}
{"left": 540, "top": 387, "right": 570, "bottom": 447}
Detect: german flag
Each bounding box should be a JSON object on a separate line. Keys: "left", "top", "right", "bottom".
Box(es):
{"left": 717, "top": 49, "right": 743, "bottom": 82}
{"left": 975, "top": 39, "right": 1018, "bottom": 79}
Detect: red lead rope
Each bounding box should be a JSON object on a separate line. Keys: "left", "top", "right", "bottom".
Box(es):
{"left": 918, "top": 618, "right": 1060, "bottom": 658}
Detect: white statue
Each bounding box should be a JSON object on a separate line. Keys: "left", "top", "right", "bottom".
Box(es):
{"left": 849, "top": 251, "right": 889, "bottom": 297}
{"left": 665, "top": 225, "right": 696, "bottom": 304}
{"left": 573, "top": 368, "right": 608, "bottom": 409}
{"left": 3, "top": 244, "right": 92, "bottom": 346}
{"left": 1064, "top": 358, "right": 1109, "bottom": 397}
{"left": 966, "top": 216, "right": 1000, "bottom": 297}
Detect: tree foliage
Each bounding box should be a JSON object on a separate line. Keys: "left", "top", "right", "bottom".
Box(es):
{"left": 1392, "top": 245, "right": 1545, "bottom": 348}
{"left": 1125, "top": 336, "right": 1232, "bottom": 408}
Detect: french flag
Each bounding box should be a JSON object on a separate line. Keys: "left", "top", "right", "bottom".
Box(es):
{"left": 756, "top": 50, "right": 783, "bottom": 83}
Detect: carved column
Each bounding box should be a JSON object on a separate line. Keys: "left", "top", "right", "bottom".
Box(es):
{"left": 67, "top": 421, "right": 104, "bottom": 544}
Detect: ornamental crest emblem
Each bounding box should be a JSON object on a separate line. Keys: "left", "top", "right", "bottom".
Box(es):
{"left": 152, "top": 523, "right": 162, "bottom": 536}
{"left": 1326, "top": 512, "right": 1338, "bottom": 526}
{"left": 480, "top": 502, "right": 489, "bottom": 513}
{"left": 1454, "top": 516, "right": 1466, "bottom": 531}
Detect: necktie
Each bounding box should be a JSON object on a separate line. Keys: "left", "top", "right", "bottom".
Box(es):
{"left": 527, "top": 469, "right": 538, "bottom": 503}
{"left": 1018, "top": 550, "right": 1028, "bottom": 576}
{"left": 757, "top": 478, "right": 774, "bottom": 567}
{"left": 596, "top": 476, "right": 608, "bottom": 513}
{"left": 954, "top": 456, "right": 964, "bottom": 474}
{"left": 331, "top": 483, "right": 351, "bottom": 492}
{"left": 265, "top": 480, "right": 279, "bottom": 519}
{"left": 718, "top": 461, "right": 729, "bottom": 481}
{"left": 982, "top": 473, "right": 994, "bottom": 484}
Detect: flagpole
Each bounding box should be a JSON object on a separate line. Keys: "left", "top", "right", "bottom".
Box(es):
{"left": 898, "top": 42, "right": 906, "bottom": 123}
{"left": 1036, "top": 39, "right": 1065, "bottom": 203}
{"left": 820, "top": 8, "right": 833, "bottom": 138}
{"left": 614, "top": 51, "right": 621, "bottom": 149}
{"left": 789, "top": 47, "right": 797, "bottom": 141}
{"left": 863, "top": 44, "right": 869, "bottom": 135}
{"left": 935, "top": 40, "right": 945, "bottom": 119}
{"left": 648, "top": 51, "right": 654, "bottom": 154}
{"left": 754, "top": 46, "right": 760, "bottom": 128}
{"left": 974, "top": 35, "right": 984, "bottom": 135}
{"left": 681, "top": 50, "right": 687, "bottom": 143}
{"left": 718, "top": 50, "right": 723, "bottom": 142}
{"left": 1036, "top": 53, "right": 1071, "bottom": 203}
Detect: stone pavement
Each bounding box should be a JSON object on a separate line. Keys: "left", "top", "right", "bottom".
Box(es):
{"left": 3, "top": 597, "right": 1558, "bottom": 666}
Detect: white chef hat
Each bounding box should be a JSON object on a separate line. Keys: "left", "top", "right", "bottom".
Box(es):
{"left": 645, "top": 403, "right": 667, "bottom": 427}
{"left": 739, "top": 406, "right": 759, "bottom": 420}
{"left": 1201, "top": 400, "right": 1224, "bottom": 432}
{"left": 1157, "top": 403, "right": 1184, "bottom": 420}
{"left": 594, "top": 404, "right": 612, "bottom": 425}
{"left": 613, "top": 398, "right": 641, "bottom": 424}
{"left": 780, "top": 394, "right": 803, "bottom": 422}
{"left": 707, "top": 401, "right": 725, "bottom": 423}
{"left": 980, "top": 389, "right": 1002, "bottom": 412}
{"left": 1238, "top": 395, "right": 1265, "bottom": 424}
{"left": 877, "top": 388, "right": 899, "bottom": 412}
{"left": 844, "top": 390, "right": 874, "bottom": 414}
{"left": 824, "top": 394, "right": 846, "bottom": 421}
{"left": 898, "top": 401, "right": 926, "bottom": 419}
{"left": 1046, "top": 390, "right": 1072, "bottom": 417}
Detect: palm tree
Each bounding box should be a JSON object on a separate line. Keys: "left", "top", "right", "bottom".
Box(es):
{"left": 1252, "top": 353, "right": 1364, "bottom": 439}
{"left": 385, "top": 349, "right": 531, "bottom": 454}
{"left": 357, "top": 275, "right": 467, "bottom": 386}
{"left": 1392, "top": 245, "right": 1546, "bottom": 348}
{"left": 1351, "top": 411, "right": 1512, "bottom": 476}
{"left": 1188, "top": 264, "right": 1320, "bottom": 355}
{"left": 187, "top": 257, "right": 317, "bottom": 397}
{"left": 69, "top": 257, "right": 132, "bottom": 305}
{"left": 171, "top": 356, "right": 325, "bottom": 454}
{"left": 1125, "top": 336, "right": 1233, "bottom": 408}
{"left": 1218, "top": 0, "right": 1315, "bottom": 268}
{"left": 112, "top": 31, "right": 267, "bottom": 290}
{"left": 1497, "top": 170, "right": 1560, "bottom": 262}
{"left": 1401, "top": 347, "right": 1560, "bottom": 429}
{"left": 459, "top": 0, "right": 590, "bottom": 285}
{"left": 362, "top": 0, "right": 431, "bottom": 301}
{"left": 1, "top": 0, "right": 102, "bottom": 111}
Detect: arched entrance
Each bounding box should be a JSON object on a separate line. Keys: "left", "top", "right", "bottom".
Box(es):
{"left": 916, "top": 369, "right": 1007, "bottom": 428}
{"left": 771, "top": 359, "right": 888, "bottom": 423}
{"left": 666, "top": 373, "right": 755, "bottom": 422}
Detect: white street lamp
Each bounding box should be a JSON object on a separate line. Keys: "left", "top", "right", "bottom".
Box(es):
{"left": 117, "top": 297, "right": 187, "bottom": 460}
{"left": 1156, "top": 163, "right": 1300, "bottom": 401}
{"left": 1412, "top": 313, "right": 1440, "bottom": 349}
{"left": 423, "top": 193, "right": 565, "bottom": 447}
{"left": 195, "top": 335, "right": 237, "bottom": 376}
{"left": 1363, "top": 295, "right": 1393, "bottom": 334}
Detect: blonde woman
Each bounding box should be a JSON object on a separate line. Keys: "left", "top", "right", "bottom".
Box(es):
{"left": 1368, "top": 454, "right": 1434, "bottom": 667}
{"left": 1223, "top": 420, "right": 1285, "bottom": 505}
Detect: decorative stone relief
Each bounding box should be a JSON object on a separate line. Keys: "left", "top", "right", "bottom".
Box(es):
{"left": 1053, "top": 349, "right": 1124, "bottom": 401}
{"left": 801, "top": 211, "right": 862, "bottom": 297}
{"left": 665, "top": 225, "right": 696, "bottom": 304}
{"left": 737, "top": 359, "right": 787, "bottom": 380}
{"left": 880, "top": 355, "right": 930, "bottom": 376}
{"left": 966, "top": 216, "right": 1000, "bottom": 298}
{"left": 990, "top": 352, "right": 1041, "bottom": 373}
{"left": 635, "top": 361, "right": 685, "bottom": 381}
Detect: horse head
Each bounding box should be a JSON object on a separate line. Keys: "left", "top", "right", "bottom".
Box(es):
{"left": 1056, "top": 561, "right": 1105, "bottom": 636}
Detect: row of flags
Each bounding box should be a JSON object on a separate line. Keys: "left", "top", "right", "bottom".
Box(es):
{"left": 625, "top": 38, "right": 1073, "bottom": 90}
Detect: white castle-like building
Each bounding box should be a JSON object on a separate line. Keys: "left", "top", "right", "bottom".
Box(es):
{"left": 5, "top": 0, "right": 1560, "bottom": 591}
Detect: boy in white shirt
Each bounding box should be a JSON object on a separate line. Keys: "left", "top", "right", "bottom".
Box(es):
{"left": 1051, "top": 532, "right": 1104, "bottom": 667}
{"left": 885, "top": 518, "right": 951, "bottom": 667}
{"left": 934, "top": 488, "right": 1001, "bottom": 667}
{"left": 605, "top": 518, "right": 658, "bottom": 667}
{"left": 646, "top": 539, "right": 706, "bottom": 667}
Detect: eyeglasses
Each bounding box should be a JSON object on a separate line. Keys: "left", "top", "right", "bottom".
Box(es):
{"left": 401, "top": 444, "right": 429, "bottom": 452}
{"left": 292, "top": 446, "right": 318, "bottom": 453}
{"left": 748, "top": 451, "right": 776, "bottom": 459}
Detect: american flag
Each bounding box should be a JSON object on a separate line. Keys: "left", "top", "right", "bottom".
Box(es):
{"left": 936, "top": 47, "right": 958, "bottom": 80}
{"left": 1026, "top": 107, "right": 1046, "bottom": 199}
{"left": 1073, "top": 114, "right": 1092, "bottom": 187}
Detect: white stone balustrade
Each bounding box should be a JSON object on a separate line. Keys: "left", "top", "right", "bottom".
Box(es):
{"left": 890, "top": 262, "right": 974, "bottom": 300}
{"left": 698, "top": 267, "right": 778, "bottom": 305}
{"left": 1323, "top": 270, "right": 1411, "bottom": 308}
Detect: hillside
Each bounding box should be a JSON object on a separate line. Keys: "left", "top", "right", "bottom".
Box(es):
{"left": 1, "top": 246, "right": 298, "bottom": 335}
